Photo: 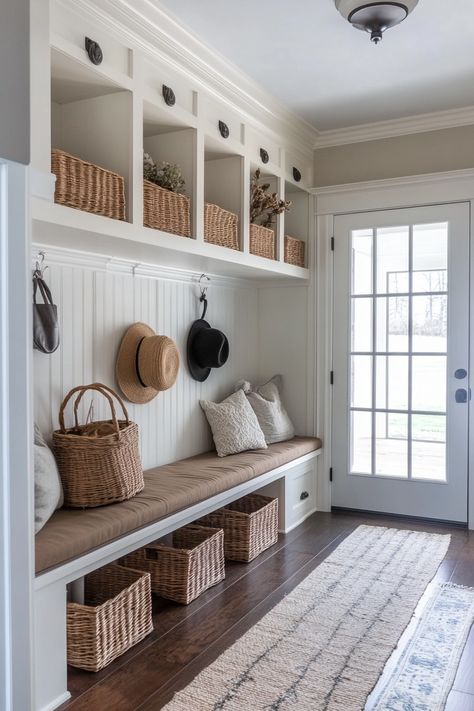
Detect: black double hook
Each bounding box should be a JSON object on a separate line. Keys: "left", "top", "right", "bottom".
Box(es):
{"left": 199, "top": 274, "right": 211, "bottom": 320}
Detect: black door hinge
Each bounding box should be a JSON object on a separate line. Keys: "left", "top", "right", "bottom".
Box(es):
{"left": 329, "top": 467, "right": 333, "bottom": 482}
{"left": 330, "top": 236, "right": 335, "bottom": 251}
{"left": 330, "top": 371, "right": 334, "bottom": 385}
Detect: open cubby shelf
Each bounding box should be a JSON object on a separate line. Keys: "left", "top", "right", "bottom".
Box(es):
{"left": 40, "top": 38, "right": 313, "bottom": 280}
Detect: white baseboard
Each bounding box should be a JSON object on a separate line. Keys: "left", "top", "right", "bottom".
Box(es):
{"left": 282, "top": 506, "right": 318, "bottom": 534}
{"left": 38, "top": 691, "right": 71, "bottom": 711}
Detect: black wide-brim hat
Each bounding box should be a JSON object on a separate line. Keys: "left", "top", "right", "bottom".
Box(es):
{"left": 187, "top": 319, "right": 229, "bottom": 382}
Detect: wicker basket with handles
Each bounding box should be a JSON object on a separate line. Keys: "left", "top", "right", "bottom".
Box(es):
{"left": 53, "top": 383, "right": 143, "bottom": 508}
{"left": 197, "top": 494, "right": 278, "bottom": 563}
{"left": 121, "top": 524, "right": 225, "bottom": 605}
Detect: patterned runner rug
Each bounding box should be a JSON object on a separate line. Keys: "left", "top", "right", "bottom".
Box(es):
{"left": 163, "top": 525, "right": 450, "bottom": 711}
{"left": 371, "top": 582, "right": 474, "bottom": 710}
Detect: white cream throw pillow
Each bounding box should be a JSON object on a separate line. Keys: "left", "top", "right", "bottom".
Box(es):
{"left": 34, "top": 424, "right": 64, "bottom": 534}
{"left": 200, "top": 389, "right": 267, "bottom": 457}
{"left": 235, "top": 375, "right": 295, "bottom": 444}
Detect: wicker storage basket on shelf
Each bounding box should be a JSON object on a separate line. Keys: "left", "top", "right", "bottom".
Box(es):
{"left": 143, "top": 180, "right": 191, "bottom": 237}
{"left": 250, "top": 223, "right": 275, "bottom": 260}
{"left": 197, "top": 494, "right": 278, "bottom": 563}
{"left": 204, "top": 202, "right": 239, "bottom": 250}
{"left": 53, "top": 383, "right": 143, "bottom": 508}
{"left": 120, "top": 524, "right": 225, "bottom": 605}
{"left": 284, "top": 235, "right": 306, "bottom": 267}
{"left": 67, "top": 563, "right": 153, "bottom": 672}
{"left": 51, "top": 149, "right": 126, "bottom": 220}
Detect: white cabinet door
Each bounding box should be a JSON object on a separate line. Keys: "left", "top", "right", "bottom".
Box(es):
{"left": 332, "top": 203, "right": 469, "bottom": 523}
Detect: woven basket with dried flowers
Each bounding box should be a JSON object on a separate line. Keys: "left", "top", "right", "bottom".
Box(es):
{"left": 249, "top": 169, "right": 291, "bottom": 260}
{"left": 143, "top": 152, "right": 191, "bottom": 237}
{"left": 250, "top": 169, "right": 291, "bottom": 228}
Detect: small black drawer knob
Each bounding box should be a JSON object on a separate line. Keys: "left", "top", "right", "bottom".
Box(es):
{"left": 292, "top": 167, "right": 302, "bottom": 182}
{"left": 300, "top": 491, "right": 309, "bottom": 501}
{"left": 260, "top": 148, "right": 269, "bottom": 164}
{"left": 85, "top": 37, "right": 103, "bottom": 66}
{"left": 162, "top": 85, "right": 176, "bottom": 106}
{"left": 218, "top": 120, "right": 229, "bottom": 139}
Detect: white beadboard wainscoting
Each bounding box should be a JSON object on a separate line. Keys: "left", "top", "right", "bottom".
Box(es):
{"left": 33, "top": 254, "right": 261, "bottom": 470}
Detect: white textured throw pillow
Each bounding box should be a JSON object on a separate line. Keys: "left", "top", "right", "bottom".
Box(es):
{"left": 235, "top": 375, "right": 295, "bottom": 445}
{"left": 200, "top": 389, "right": 267, "bottom": 457}
{"left": 34, "top": 424, "right": 64, "bottom": 534}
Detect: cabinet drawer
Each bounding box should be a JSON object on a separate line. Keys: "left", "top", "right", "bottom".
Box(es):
{"left": 284, "top": 149, "right": 313, "bottom": 189}
{"left": 52, "top": 2, "right": 131, "bottom": 79}
{"left": 142, "top": 58, "right": 197, "bottom": 117}
{"left": 246, "top": 127, "right": 281, "bottom": 171}
{"left": 202, "top": 96, "right": 244, "bottom": 146}
{"left": 285, "top": 464, "right": 316, "bottom": 526}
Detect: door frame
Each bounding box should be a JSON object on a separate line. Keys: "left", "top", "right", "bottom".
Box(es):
{"left": 0, "top": 159, "right": 34, "bottom": 710}
{"left": 313, "top": 168, "right": 474, "bottom": 528}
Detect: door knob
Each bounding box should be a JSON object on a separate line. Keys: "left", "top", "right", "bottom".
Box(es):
{"left": 455, "top": 388, "right": 468, "bottom": 403}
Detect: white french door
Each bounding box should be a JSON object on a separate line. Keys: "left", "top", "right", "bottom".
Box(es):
{"left": 332, "top": 203, "right": 470, "bottom": 522}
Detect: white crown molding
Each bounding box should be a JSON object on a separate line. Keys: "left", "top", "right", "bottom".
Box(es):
{"left": 316, "top": 105, "right": 474, "bottom": 148}
{"left": 55, "top": 0, "right": 318, "bottom": 154}
{"left": 312, "top": 167, "right": 474, "bottom": 195}
{"left": 312, "top": 168, "right": 474, "bottom": 215}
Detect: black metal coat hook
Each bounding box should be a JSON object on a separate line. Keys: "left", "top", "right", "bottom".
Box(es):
{"left": 199, "top": 273, "right": 211, "bottom": 320}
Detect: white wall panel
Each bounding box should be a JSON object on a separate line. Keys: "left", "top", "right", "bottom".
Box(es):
{"left": 34, "top": 264, "right": 259, "bottom": 469}
{"left": 257, "top": 285, "right": 310, "bottom": 436}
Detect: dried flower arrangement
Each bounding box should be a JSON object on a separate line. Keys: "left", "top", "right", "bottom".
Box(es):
{"left": 250, "top": 169, "right": 291, "bottom": 228}
{"left": 143, "top": 152, "right": 185, "bottom": 194}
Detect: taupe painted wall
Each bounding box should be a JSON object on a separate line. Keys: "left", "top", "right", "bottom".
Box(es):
{"left": 0, "top": 0, "right": 30, "bottom": 165}
{"left": 314, "top": 124, "right": 474, "bottom": 187}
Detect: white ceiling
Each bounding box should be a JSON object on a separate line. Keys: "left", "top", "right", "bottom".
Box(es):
{"left": 159, "top": 0, "right": 474, "bottom": 132}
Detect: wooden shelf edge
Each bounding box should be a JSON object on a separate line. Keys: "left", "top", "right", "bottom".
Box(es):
{"left": 31, "top": 199, "right": 310, "bottom": 282}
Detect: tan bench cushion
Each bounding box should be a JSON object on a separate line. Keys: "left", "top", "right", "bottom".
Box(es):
{"left": 35, "top": 436, "right": 321, "bottom": 575}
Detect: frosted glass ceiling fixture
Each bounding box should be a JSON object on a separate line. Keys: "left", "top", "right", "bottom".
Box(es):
{"left": 335, "top": 0, "right": 419, "bottom": 43}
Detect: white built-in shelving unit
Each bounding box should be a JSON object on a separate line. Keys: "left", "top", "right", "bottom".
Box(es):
{"left": 31, "top": 1, "right": 315, "bottom": 281}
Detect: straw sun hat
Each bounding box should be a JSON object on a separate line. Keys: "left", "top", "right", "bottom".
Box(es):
{"left": 116, "top": 322, "right": 180, "bottom": 404}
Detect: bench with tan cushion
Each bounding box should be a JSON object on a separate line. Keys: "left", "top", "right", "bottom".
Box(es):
{"left": 35, "top": 436, "right": 321, "bottom": 575}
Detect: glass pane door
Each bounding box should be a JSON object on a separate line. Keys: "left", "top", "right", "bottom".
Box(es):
{"left": 332, "top": 204, "right": 469, "bottom": 522}
{"left": 350, "top": 223, "right": 448, "bottom": 482}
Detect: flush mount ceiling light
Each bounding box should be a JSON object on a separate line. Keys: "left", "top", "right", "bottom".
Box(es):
{"left": 335, "top": 0, "right": 419, "bottom": 43}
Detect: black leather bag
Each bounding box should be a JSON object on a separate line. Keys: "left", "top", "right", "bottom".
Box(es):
{"left": 33, "top": 274, "right": 60, "bottom": 353}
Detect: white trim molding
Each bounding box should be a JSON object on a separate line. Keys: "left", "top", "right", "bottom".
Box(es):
{"left": 0, "top": 160, "right": 34, "bottom": 711}
{"left": 313, "top": 168, "right": 474, "bottom": 216}
{"left": 316, "top": 105, "right": 474, "bottom": 149}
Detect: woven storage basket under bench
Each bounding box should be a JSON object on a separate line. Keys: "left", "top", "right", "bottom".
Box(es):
{"left": 143, "top": 180, "right": 191, "bottom": 237}
{"left": 204, "top": 202, "right": 239, "bottom": 250}
{"left": 197, "top": 494, "right": 278, "bottom": 563}
{"left": 51, "top": 149, "right": 126, "bottom": 220}
{"left": 250, "top": 223, "right": 275, "bottom": 260}
{"left": 120, "top": 524, "right": 225, "bottom": 605}
{"left": 67, "top": 563, "right": 153, "bottom": 672}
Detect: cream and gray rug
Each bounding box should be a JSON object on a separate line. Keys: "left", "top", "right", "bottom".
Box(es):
{"left": 163, "top": 525, "right": 450, "bottom": 711}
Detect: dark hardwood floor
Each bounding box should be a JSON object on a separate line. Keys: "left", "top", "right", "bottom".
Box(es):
{"left": 61, "top": 511, "right": 474, "bottom": 710}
